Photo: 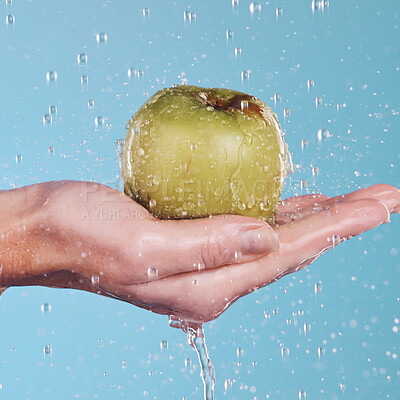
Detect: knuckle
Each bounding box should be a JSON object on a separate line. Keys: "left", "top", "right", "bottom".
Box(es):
{"left": 199, "top": 230, "right": 232, "bottom": 268}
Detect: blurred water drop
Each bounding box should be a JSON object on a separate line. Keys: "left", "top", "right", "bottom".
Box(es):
{"left": 77, "top": 52, "right": 87, "bottom": 66}
{"left": 185, "top": 357, "right": 191, "bottom": 368}
{"left": 264, "top": 310, "right": 270, "bottom": 319}
{"left": 241, "top": 70, "right": 250, "bottom": 82}
{"left": 273, "top": 93, "right": 282, "bottom": 103}
{"left": 91, "top": 276, "right": 100, "bottom": 285}
{"left": 249, "top": 2, "right": 261, "bottom": 14}
{"left": 183, "top": 11, "right": 196, "bottom": 22}
{"left": 240, "top": 100, "right": 248, "bottom": 112}
{"left": 226, "top": 29, "right": 234, "bottom": 40}
{"left": 49, "top": 105, "right": 57, "bottom": 114}
{"left": 160, "top": 340, "right": 168, "bottom": 351}
{"left": 48, "top": 146, "right": 55, "bottom": 155}
{"left": 312, "top": 166, "right": 319, "bottom": 176}
{"left": 299, "top": 390, "right": 307, "bottom": 400}
{"left": 15, "top": 154, "right": 22, "bottom": 164}
{"left": 315, "top": 96, "right": 322, "bottom": 108}
{"left": 298, "top": 309, "right": 304, "bottom": 316}
{"left": 276, "top": 7, "right": 283, "bottom": 18}
{"left": 43, "top": 345, "right": 52, "bottom": 356}
{"left": 303, "top": 323, "right": 311, "bottom": 335}
{"left": 337, "top": 102, "right": 342, "bottom": 111}
{"left": 301, "top": 139, "right": 308, "bottom": 150}
{"left": 318, "top": 346, "right": 325, "bottom": 359}
{"left": 95, "top": 116, "right": 103, "bottom": 127}
{"left": 142, "top": 7, "right": 149, "bottom": 17}
{"left": 273, "top": 308, "right": 278, "bottom": 315}
{"left": 81, "top": 74, "right": 88, "bottom": 86}
{"left": 283, "top": 108, "right": 290, "bottom": 119}
{"left": 88, "top": 99, "right": 94, "bottom": 109}
{"left": 6, "top": 14, "right": 14, "bottom": 24}
{"left": 122, "top": 360, "right": 127, "bottom": 369}
{"left": 317, "top": 128, "right": 331, "bottom": 142}
{"left": 43, "top": 114, "right": 52, "bottom": 125}
{"left": 314, "top": 281, "right": 322, "bottom": 294}
{"left": 236, "top": 347, "right": 243, "bottom": 358}
{"left": 136, "top": 147, "right": 145, "bottom": 157}
{"left": 147, "top": 267, "right": 158, "bottom": 279}
{"left": 281, "top": 347, "right": 289, "bottom": 361}
{"left": 224, "top": 378, "right": 233, "bottom": 390}
{"left": 232, "top": 0, "right": 239, "bottom": 8}
{"left": 96, "top": 32, "right": 108, "bottom": 44}
{"left": 46, "top": 71, "right": 57, "bottom": 83}
{"left": 234, "top": 47, "right": 242, "bottom": 58}
{"left": 149, "top": 199, "right": 156, "bottom": 208}
{"left": 307, "top": 79, "right": 314, "bottom": 91}
{"left": 300, "top": 180, "right": 307, "bottom": 190}
{"left": 41, "top": 303, "right": 51, "bottom": 313}
{"left": 6, "top": 0, "right": 12, "bottom": 5}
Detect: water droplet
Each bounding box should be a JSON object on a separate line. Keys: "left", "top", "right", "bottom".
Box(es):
{"left": 147, "top": 267, "right": 158, "bottom": 279}
{"left": 337, "top": 102, "right": 342, "bottom": 111}
{"left": 276, "top": 7, "right": 283, "bottom": 18}
{"left": 15, "top": 154, "right": 22, "bottom": 164}
{"left": 6, "top": 0, "right": 12, "bottom": 5}
{"left": 264, "top": 310, "right": 270, "bottom": 319}
{"left": 240, "top": 100, "right": 248, "bottom": 112}
{"left": 43, "top": 114, "right": 52, "bottom": 125}
{"left": 315, "top": 96, "right": 322, "bottom": 108}
{"left": 88, "top": 99, "right": 94, "bottom": 109}
{"left": 298, "top": 309, "right": 304, "bottom": 316}
{"left": 299, "top": 390, "right": 307, "bottom": 400}
{"left": 307, "top": 79, "right": 314, "bottom": 91}
{"left": 81, "top": 74, "right": 88, "bottom": 86}
{"left": 48, "top": 146, "right": 55, "bottom": 155}
{"left": 312, "top": 166, "right": 319, "bottom": 176}
{"left": 300, "top": 180, "right": 307, "bottom": 190}
{"left": 249, "top": 2, "right": 261, "bottom": 14}
{"left": 317, "top": 128, "right": 331, "bottom": 142}
{"left": 303, "top": 323, "right": 311, "bottom": 335}
{"left": 95, "top": 116, "right": 103, "bottom": 127}
{"left": 241, "top": 70, "right": 250, "bottom": 82}
{"left": 281, "top": 347, "right": 289, "bottom": 361}
{"left": 6, "top": 14, "right": 14, "bottom": 24}
{"left": 136, "top": 147, "right": 145, "bottom": 157}
{"left": 142, "top": 7, "right": 149, "bottom": 17}
{"left": 226, "top": 29, "right": 234, "bottom": 40}
{"left": 43, "top": 345, "right": 52, "bottom": 356}
{"left": 77, "top": 52, "right": 87, "bottom": 66}
{"left": 274, "top": 93, "right": 282, "bottom": 103}
{"left": 184, "top": 11, "right": 196, "bottom": 22}
{"left": 236, "top": 347, "right": 244, "bottom": 358}
{"left": 185, "top": 357, "right": 191, "bottom": 368}
{"left": 224, "top": 378, "right": 233, "bottom": 390}
{"left": 49, "top": 105, "right": 57, "bottom": 114}
{"left": 160, "top": 340, "right": 168, "bottom": 350}
{"left": 96, "top": 32, "right": 108, "bottom": 44}
{"left": 232, "top": 0, "right": 239, "bottom": 8}
{"left": 41, "top": 303, "right": 51, "bottom": 313}
{"left": 91, "top": 276, "right": 100, "bottom": 285}
{"left": 283, "top": 108, "right": 290, "bottom": 119}
{"left": 149, "top": 199, "right": 156, "bottom": 208}
{"left": 122, "top": 360, "right": 127, "bottom": 369}
{"left": 273, "top": 308, "right": 278, "bottom": 315}
{"left": 234, "top": 47, "right": 242, "bottom": 58}
{"left": 46, "top": 71, "right": 57, "bottom": 83}
{"left": 318, "top": 346, "right": 325, "bottom": 359}
{"left": 192, "top": 279, "right": 198, "bottom": 285}
{"left": 301, "top": 139, "right": 308, "bottom": 149}
{"left": 314, "top": 281, "right": 322, "bottom": 294}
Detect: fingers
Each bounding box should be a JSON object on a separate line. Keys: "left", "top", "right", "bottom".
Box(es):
{"left": 140, "top": 215, "right": 279, "bottom": 280}
{"left": 126, "top": 198, "right": 392, "bottom": 323}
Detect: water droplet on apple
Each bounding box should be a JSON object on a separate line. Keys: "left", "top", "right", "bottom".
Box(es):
{"left": 136, "top": 147, "right": 145, "bottom": 157}
{"left": 149, "top": 199, "right": 156, "bottom": 208}
{"left": 240, "top": 100, "right": 249, "bottom": 112}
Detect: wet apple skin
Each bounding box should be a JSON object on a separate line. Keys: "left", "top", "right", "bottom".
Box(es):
{"left": 122, "top": 86, "right": 287, "bottom": 221}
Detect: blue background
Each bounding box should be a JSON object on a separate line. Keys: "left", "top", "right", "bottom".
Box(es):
{"left": 0, "top": 0, "right": 399, "bottom": 399}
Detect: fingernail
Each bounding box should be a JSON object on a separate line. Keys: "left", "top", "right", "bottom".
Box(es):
{"left": 241, "top": 226, "right": 279, "bottom": 255}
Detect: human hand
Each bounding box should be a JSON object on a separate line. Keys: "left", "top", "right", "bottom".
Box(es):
{"left": 0, "top": 180, "right": 279, "bottom": 305}
{"left": 124, "top": 184, "right": 400, "bottom": 325}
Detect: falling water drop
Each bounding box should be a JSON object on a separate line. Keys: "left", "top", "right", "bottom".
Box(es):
{"left": 88, "top": 99, "right": 94, "bottom": 109}
{"left": 184, "top": 11, "right": 196, "bottom": 22}
{"left": 96, "top": 32, "right": 108, "bottom": 44}
{"left": 142, "top": 7, "right": 150, "bottom": 17}
{"left": 281, "top": 347, "right": 289, "bottom": 361}
{"left": 283, "top": 108, "right": 290, "bottom": 119}
{"left": 249, "top": 2, "right": 261, "bottom": 14}
{"left": 241, "top": 70, "right": 250, "bottom": 82}
{"left": 160, "top": 340, "right": 168, "bottom": 351}
{"left": 301, "top": 139, "right": 308, "bottom": 150}
{"left": 318, "top": 346, "right": 325, "bottom": 360}
{"left": 46, "top": 71, "right": 57, "bottom": 83}
{"left": 6, "top": 14, "right": 14, "bottom": 24}
{"left": 49, "top": 105, "right": 57, "bottom": 114}
{"left": 232, "top": 0, "right": 239, "bottom": 8}
{"left": 276, "top": 7, "right": 283, "bottom": 18}
{"left": 314, "top": 281, "right": 322, "bottom": 294}
{"left": 337, "top": 102, "right": 342, "bottom": 111}
{"left": 43, "top": 114, "right": 52, "bottom": 125}
{"left": 234, "top": 47, "right": 242, "bottom": 58}
{"left": 48, "top": 146, "right": 55, "bottom": 155}
{"left": 226, "top": 29, "right": 234, "bottom": 40}
{"left": 43, "top": 345, "right": 52, "bottom": 356}
{"left": 224, "top": 378, "right": 233, "bottom": 390}
{"left": 307, "top": 79, "right": 314, "bottom": 91}
{"left": 315, "top": 96, "right": 322, "bottom": 108}
{"left": 81, "top": 74, "right": 88, "bottom": 86}
{"left": 77, "top": 52, "right": 87, "bottom": 66}
{"left": 299, "top": 390, "right": 307, "bottom": 400}
{"left": 41, "top": 303, "right": 51, "bottom": 313}
{"left": 317, "top": 128, "right": 331, "bottom": 142}
{"left": 15, "top": 154, "right": 22, "bottom": 164}
{"left": 95, "top": 116, "right": 103, "bottom": 127}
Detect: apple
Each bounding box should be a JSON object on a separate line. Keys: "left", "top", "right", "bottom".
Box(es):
{"left": 122, "top": 85, "right": 288, "bottom": 221}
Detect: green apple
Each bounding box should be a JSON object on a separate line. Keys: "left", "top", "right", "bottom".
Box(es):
{"left": 122, "top": 85, "right": 288, "bottom": 221}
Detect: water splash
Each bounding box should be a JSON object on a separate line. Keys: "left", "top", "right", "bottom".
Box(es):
{"left": 187, "top": 326, "right": 215, "bottom": 400}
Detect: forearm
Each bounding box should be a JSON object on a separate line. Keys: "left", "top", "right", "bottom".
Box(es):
{"left": 0, "top": 184, "right": 67, "bottom": 287}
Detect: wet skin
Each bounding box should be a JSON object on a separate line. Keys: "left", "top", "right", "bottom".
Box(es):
{"left": 0, "top": 181, "right": 398, "bottom": 325}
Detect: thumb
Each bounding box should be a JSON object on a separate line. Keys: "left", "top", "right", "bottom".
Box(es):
{"left": 144, "top": 215, "right": 279, "bottom": 278}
